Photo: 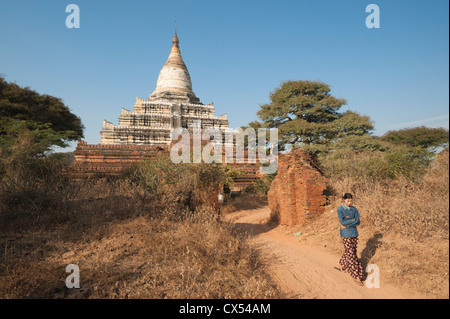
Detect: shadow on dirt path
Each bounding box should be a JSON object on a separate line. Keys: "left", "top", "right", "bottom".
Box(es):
{"left": 224, "top": 206, "right": 424, "bottom": 299}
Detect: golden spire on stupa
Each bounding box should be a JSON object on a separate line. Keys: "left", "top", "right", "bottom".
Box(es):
{"left": 171, "top": 21, "right": 180, "bottom": 54}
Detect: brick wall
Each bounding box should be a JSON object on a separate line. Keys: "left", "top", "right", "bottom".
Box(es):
{"left": 70, "top": 139, "right": 260, "bottom": 190}
{"left": 268, "top": 149, "right": 328, "bottom": 226}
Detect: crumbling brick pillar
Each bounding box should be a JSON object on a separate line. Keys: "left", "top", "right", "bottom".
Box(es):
{"left": 268, "top": 149, "right": 328, "bottom": 226}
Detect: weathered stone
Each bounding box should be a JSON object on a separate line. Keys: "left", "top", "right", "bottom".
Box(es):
{"left": 268, "top": 149, "right": 328, "bottom": 226}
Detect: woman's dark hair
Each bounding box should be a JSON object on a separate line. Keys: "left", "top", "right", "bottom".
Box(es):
{"left": 342, "top": 193, "right": 353, "bottom": 199}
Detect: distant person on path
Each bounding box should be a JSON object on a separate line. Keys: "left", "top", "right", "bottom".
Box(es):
{"left": 335, "top": 193, "right": 365, "bottom": 286}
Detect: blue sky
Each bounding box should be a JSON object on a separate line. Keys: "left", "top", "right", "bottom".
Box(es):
{"left": 1, "top": 0, "right": 448, "bottom": 152}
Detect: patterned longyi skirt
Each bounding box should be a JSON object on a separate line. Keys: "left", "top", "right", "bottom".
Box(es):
{"left": 339, "top": 236, "right": 365, "bottom": 281}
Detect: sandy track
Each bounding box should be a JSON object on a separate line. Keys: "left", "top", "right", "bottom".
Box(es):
{"left": 225, "top": 206, "right": 423, "bottom": 299}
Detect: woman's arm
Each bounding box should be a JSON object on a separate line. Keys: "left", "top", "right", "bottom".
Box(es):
{"left": 337, "top": 208, "right": 357, "bottom": 227}
{"left": 353, "top": 208, "right": 360, "bottom": 226}
{"left": 337, "top": 207, "right": 360, "bottom": 227}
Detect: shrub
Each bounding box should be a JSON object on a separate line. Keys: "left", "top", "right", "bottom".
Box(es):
{"left": 242, "top": 174, "right": 276, "bottom": 195}
{"left": 327, "top": 148, "right": 449, "bottom": 240}
{"left": 122, "top": 155, "right": 228, "bottom": 215}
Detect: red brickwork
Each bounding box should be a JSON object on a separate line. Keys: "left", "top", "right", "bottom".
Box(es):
{"left": 70, "top": 140, "right": 260, "bottom": 190}
{"left": 71, "top": 140, "right": 168, "bottom": 177}
{"left": 268, "top": 149, "right": 328, "bottom": 226}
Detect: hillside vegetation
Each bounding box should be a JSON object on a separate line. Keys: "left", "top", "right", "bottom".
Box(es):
{"left": 0, "top": 153, "right": 282, "bottom": 298}
{"left": 285, "top": 147, "right": 449, "bottom": 298}
{"left": 1, "top": 77, "right": 448, "bottom": 298}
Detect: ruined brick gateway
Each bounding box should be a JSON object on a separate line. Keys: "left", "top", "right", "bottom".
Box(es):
{"left": 268, "top": 149, "right": 328, "bottom": 226}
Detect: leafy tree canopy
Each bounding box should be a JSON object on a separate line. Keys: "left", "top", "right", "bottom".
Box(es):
{"left": 0, "top": 76, "right": 84, "bottom": 149}
{"left": 381, "top": 126, "right": 449, "bottom": 152}
{"left": 254, "top": 80, "right": 374, "bottom": 153}
{"left": 0, "top": 118, "right": 75, "bottom": 156}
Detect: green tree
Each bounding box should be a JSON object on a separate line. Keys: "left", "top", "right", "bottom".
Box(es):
{"left": 0, "top": 77, "right": 84, "bottom": 222}
{"left": 254, "top": 80, "right": 374, "bottom": 153}
{"left": 320, "top": 127, "right": 447, "bottom": 182}
{"left": 0, "top": 119, "right": 75, "bottom": 156}
{"left": 0, "top": 76, "right": 84, "bottom": 149}
{"left": 381, "top": 126, "right": 449, "bottom": 153}
{"left": 330, "top": 134, "right": 387, "bottom": 153}
{"left": 378, "top": 126, "right": 449, "bottom": 175}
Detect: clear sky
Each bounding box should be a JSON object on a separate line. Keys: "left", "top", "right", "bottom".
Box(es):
{"left": 1, "top": 0, "right": 448, "bottom": 152}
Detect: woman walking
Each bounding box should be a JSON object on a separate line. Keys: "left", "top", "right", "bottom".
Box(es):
{"left": 336, "top": 193, "right": 365, "bottom": 286}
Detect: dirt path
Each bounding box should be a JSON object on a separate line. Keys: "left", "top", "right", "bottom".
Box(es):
{"left": 225, "top": 206, "right": 424, "bottom": 299}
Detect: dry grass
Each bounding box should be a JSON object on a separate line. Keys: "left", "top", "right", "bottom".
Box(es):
{"left": 289, "top": 207, "right": 449, "bottom": 298}
{"left": 221, "top": 194, "right": 268, "bottom": 215}
{"left": 0, "top": 181, "right": 283, "bottom": 299}
{"left": 285, "top": 149, "right": 449, "bottom": 298}
{"left": 1, "top": 149, "right": 447, "bottom": 299}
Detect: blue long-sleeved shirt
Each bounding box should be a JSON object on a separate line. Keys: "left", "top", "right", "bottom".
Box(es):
{"left": 337, "top": 204, "right": 360, "bottom": 237}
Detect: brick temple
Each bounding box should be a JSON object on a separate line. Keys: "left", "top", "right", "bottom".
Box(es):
{"left": 71, "top": 30, "right": 260, "bottom": 190}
